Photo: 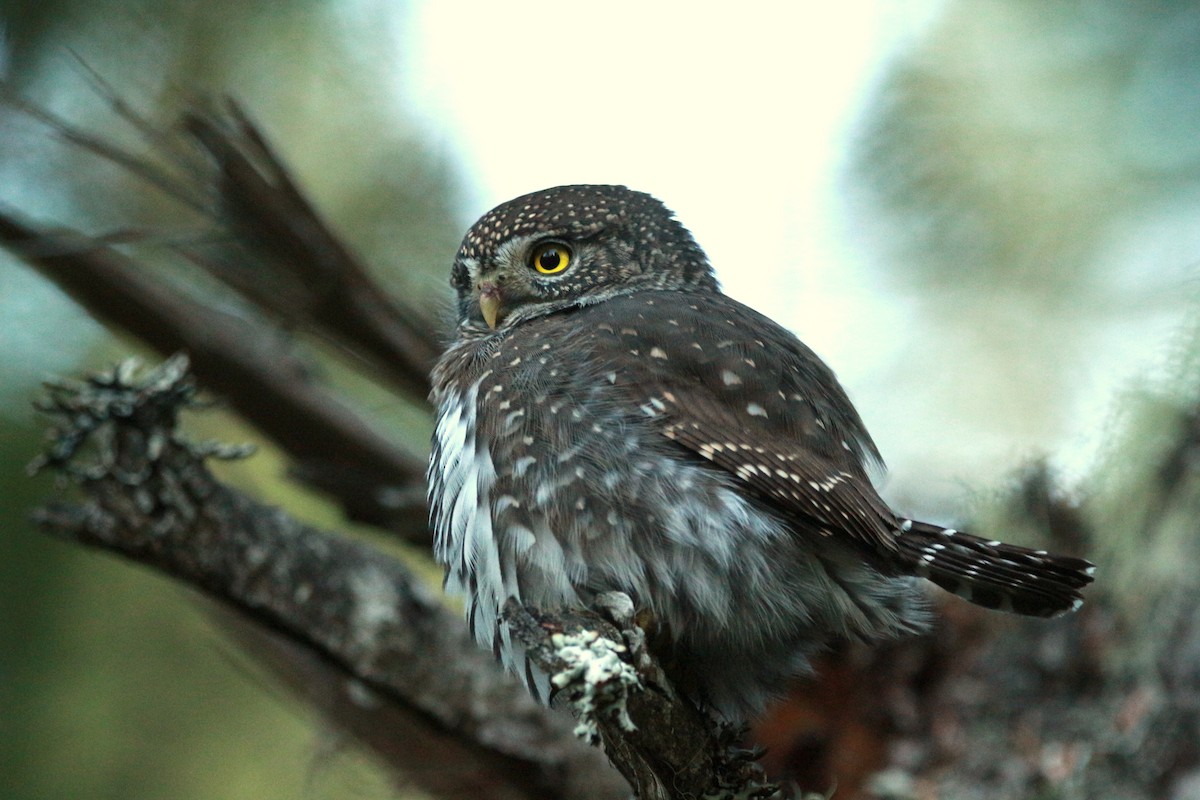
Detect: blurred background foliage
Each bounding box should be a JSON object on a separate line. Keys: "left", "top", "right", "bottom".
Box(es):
{"left": 2, "top": 1, "right": 1200, "bottom": 799}
{"left": 0, "top": 2, "right": 462, "bottom": 799}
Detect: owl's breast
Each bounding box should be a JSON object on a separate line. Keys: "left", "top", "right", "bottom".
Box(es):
{"left": 438, "top": 313, "right": 792, "bottom": 614}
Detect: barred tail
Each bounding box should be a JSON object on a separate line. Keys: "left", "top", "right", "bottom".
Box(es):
{"left": 896, "top": 520, "right": 1095, "bottom": 618}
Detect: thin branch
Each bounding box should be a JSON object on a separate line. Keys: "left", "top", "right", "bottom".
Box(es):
{"left": 2, "top": 84, "right": 440, "bottom": 399}
{"left": 0, "top": 79, "right": 209, "bottom": 213}
{"left": 177, "top": 99, "right": 443, "bottom": 400}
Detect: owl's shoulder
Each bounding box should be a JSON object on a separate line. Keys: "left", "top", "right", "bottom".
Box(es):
{"left": 570, "top": 288, "right": 885, "bottom": 472}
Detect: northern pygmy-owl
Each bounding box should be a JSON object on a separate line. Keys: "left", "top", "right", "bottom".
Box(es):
{"left": 427, "top": 185, "right": 1093, "bottom": 719}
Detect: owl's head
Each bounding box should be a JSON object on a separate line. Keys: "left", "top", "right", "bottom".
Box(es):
{"left": 449, "top": 185, "right": 716, "bottom": 332}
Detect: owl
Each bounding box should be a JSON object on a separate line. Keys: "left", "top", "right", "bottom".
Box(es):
{"left": 427, "top": 185, "right": 1093, "bottom": 719}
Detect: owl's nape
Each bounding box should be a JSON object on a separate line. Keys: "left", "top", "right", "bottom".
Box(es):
{"left": 428, "top": 184, "right": 1094, "bottom": 720}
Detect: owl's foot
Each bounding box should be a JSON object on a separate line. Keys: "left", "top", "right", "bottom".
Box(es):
{"left": 591, "top": 590, "right": 636, "bottom": 626}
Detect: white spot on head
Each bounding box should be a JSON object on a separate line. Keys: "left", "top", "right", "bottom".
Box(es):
{"left": 721, "top": 370, "right": 742, "bottom": 386}
{"left": 746, "top": 402, "right": 767, "bottom": 418}
{"left": 650, "top": 347, "right": 668, "bottom": 360}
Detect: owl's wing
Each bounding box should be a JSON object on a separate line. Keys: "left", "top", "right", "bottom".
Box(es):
{"left": 589, "top": 290, "right": 903, "bottom": 558}
{"left": 583, "top": 291, "right": 1093, "bottom": 615}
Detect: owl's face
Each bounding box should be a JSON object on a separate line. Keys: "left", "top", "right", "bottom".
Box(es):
{"left": 449, "top": 185, "right": 716, "bottom": 333}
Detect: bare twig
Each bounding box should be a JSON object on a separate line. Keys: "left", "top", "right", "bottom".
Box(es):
{"left": 2, "top": 88, "right": 442, "bottom": 526}
{"left": 179, "top": 100, "right": 443, "bottom": 399}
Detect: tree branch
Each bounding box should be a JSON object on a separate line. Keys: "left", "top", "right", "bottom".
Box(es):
{"left": 178, "top": 98, "right": 443, "bottom": 400}
{"left": 29, "top": 356, "right": 626, "bottom": 800}
{"left": 0, "top": 90, "right": 441, "bottom": 533}
{"left": 505, "top": 599, "right": 780, "bottom": 800}
{"left": 0, "top": 210, "right": 430, "bottom": 536}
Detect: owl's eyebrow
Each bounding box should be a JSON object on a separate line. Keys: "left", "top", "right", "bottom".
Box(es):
{"left": 530, "top": 227, "right": 609, "bottom": 251}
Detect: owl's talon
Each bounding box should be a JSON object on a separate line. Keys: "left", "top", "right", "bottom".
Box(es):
{"left": 591, "top": 590, "right": 635, "bottom": 627}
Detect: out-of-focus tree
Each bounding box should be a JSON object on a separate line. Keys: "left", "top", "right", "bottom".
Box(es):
{"left": 847, "top": 0, "right": 1200, "bottom": 512}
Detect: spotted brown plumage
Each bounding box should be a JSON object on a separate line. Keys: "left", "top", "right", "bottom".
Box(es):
{"left": 427, "top": 184, "right": 1095, "bottom": 719}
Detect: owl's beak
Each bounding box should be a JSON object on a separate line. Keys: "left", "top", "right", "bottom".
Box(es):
{"left": 478, "top": 284, "right": 503, "bottom": 329}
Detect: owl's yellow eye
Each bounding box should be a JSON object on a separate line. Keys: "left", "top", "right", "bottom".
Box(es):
{"left": 531, "top": 243, "right": 572, "bottom": 275}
